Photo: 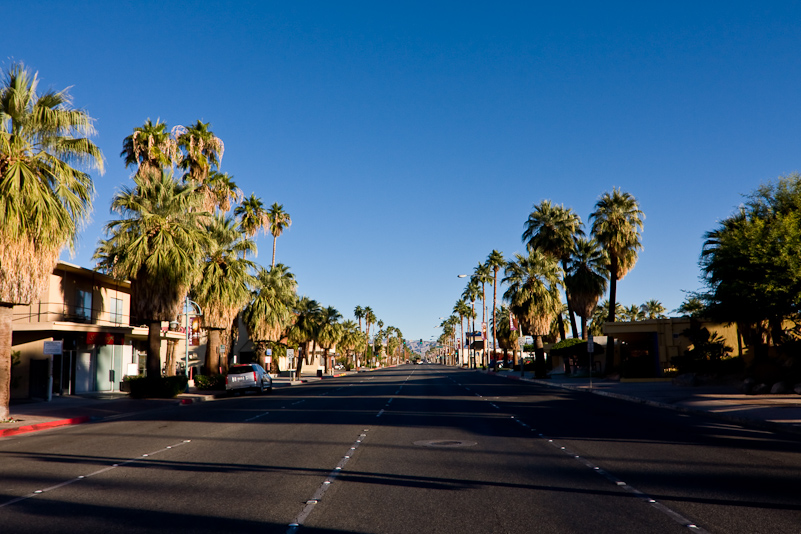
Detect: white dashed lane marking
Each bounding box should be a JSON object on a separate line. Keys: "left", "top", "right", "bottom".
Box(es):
{"left": 0, "top": 440, "right": 192, "bottom": 509}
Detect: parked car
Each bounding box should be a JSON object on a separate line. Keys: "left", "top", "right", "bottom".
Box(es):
{"left": 226, "top": 363, "right": 272, "bottom": 395}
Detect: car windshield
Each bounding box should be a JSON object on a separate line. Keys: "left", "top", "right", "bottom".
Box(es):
{"left": 229, "top": 366, "right": 254, "bottom": 374}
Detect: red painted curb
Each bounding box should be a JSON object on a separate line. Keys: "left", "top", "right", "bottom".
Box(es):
{"left": 0, "top": 416, "right": 92, "bottom": 438}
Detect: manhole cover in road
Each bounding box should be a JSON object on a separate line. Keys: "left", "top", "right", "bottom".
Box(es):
{"left": 414, "top": 440, "right": 477, "bottom": 448}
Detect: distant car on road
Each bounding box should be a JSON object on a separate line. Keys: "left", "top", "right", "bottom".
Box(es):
{"left": 226, "top": 363, "right": 272, "bottom": 395}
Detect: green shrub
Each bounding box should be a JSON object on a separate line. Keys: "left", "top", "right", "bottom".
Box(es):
{"left": 127, "top": 376, "right": 188, "bottom": 398}
{"left": 194, "top": 374, "right": 226, "bottom": 390}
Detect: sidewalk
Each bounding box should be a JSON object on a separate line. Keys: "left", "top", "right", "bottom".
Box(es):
{"left": 492, "top": 369, "right": 801, "bottom": 436}
{"left": 0, "top": 369, "right": 360, "bottom": 438}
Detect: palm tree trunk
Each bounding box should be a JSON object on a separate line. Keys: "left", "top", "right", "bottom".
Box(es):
{"left": 295, "top": 344, "right": 305, "bottom": 376}
{"left": 0, "top": 305, "right": 12, "bottom": 420}
{"left": 581, "top": 316, "right": 588, "bottom": 341}
{"left": 562, "top": 259, "right": 580, "bottom": 339}
{"left": 271, "top": 236, "right": 277, "bottom": 268}
{"left": 269, "top": 344, "right": 280, "bottom": 374}
{"left": 534, "top": 335, "right": 547, "bottom": 378}
{"left": 605, "top": 264, "right": 618, "bottom": 374}
{"left": 208, "top": 329, "right": 224, "bottom": 374}
{"left": 165, "top": 340, "right": 176, "bottom": 377}
{"left": 492, "top": 275, "right": 497, "bottom": 361}
{"left": 147, "top": 321, "right": 162, "bottom": 379}
{"left": 256, "top": 341, "right": 267, "bottom": 370}
{"left": 323, "top": 348, "right": 329, "bottom": 373}
{"left": 481, "top": 286, "right": 486, "bottom": 367}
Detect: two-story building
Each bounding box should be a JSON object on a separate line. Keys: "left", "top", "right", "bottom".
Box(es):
{"left": 10, "top": 262, "right": 190, "bottom": 400}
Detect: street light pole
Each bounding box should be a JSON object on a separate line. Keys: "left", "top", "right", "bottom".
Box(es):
{"left": 184, "top": 294, "right": 202, "bottom": 379}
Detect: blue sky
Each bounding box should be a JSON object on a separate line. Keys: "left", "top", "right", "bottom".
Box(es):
{"left": 5, "top": 2, "right": 801, "bottom": 341}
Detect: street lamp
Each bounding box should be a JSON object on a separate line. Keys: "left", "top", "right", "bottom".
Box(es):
{"left": 183, "top": 295, "right": 202, "bottom": 379}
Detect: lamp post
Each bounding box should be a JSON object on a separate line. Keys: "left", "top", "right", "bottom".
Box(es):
{"left": 183, "top": 295, "right": 202, "bottom": 379}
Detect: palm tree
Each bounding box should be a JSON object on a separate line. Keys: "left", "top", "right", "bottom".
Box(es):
{"left": 363, "top": 306, "right": 376, "bottom": 361}
{"left": 522, "top": 200, "right": 584, "bottom": 339}
{"left": 175, "top": 120, "right": 224, "bottom": 184}
{"left": 641, "top": 299, "right": 667, "bottom": 319}
{"left": 565, "top": 237, "right": 608, "bottom": 340}
{"left": 589, "top": 300, "right": 624, "bottom": 336}
{"left": 461, "top": 279, "right": 480, "bottom": 365}
{"left": 289, "top": 297, "right": 323, "bottom": 376}
{"left": 193, "top": 214, "right": 256, "bottom": 375}
{"left": 318, "top": 306, "right": 343, "bottom": 373}
{"left": 121, "top": 119, "right": 178, "bottom": 182}
{"left": 454, "top": 299, "right": 472, "bottom": 366}
{"left": 472, "top": 262, "right": 492, "bottom": 365}
{"left": 621, "top": 304, "right": 644, "bottom": 322}
{"left": 590, "top": 188, "right": 644, "bottom": 372}
{"left": 267, "top": 202, "right": 292, "bottom": 268}
{"left": 503, "top": 250, "right": 563, "bottom": 378}
{"left": 495, "top": 305, "right": 520, "bottom": 366}
{"left": 95, "top": 170, "right": 210, "bottom": 380}
{"left": 234, "top": 194, "right": 269, "bottom": 240}
{"left": 243, "top": 264, "right": 297, "bottom": 373}
{"left": 338, "top": 320, "right": 361, "bottom": 368}
{"left": 674, "top": 296, "right": 705, "bottom": 317}
{"left": 486, "top": 250, "right": 506, "bottom": 361}
{"left": 198, "top": 171, "right": 242, "bottom": 213}
{"left": 0, "top": 64, "right": 104, "bottom": 419}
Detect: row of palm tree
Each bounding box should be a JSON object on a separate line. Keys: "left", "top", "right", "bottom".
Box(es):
{"left": 444, "top": 189, "right": 645, "bottom": 375}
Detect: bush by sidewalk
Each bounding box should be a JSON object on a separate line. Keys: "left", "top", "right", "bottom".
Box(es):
{"left": 194, "top": 374, "right": 226, "bottom": 391}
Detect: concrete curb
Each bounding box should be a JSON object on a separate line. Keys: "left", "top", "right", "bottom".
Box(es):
{"left": 0, "top": 416, "right": 93, "bottom": 438}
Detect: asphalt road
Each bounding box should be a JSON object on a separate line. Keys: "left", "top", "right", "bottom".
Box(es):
{"left": 1, "top": 364, "right": 800, "bottom": 533}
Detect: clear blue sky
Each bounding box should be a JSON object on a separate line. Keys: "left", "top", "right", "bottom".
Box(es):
{"left": 6, "top": 2, "right": 801, "bottom": 341}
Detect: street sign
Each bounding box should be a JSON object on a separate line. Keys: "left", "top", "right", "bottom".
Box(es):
{"left": 43, "top": 340, "right": 63, "bottom": 355}
{"left": 287, "top": 348, "right": 294, "bottom": 359}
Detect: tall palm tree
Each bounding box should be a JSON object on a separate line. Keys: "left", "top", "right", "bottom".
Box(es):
{"left": 175, "top": 120, "right": 224, "bottom": 184}
{"left": 121, "top": 119, "right": 178, "bottom": 182}
{"left": 522, "top": 200, "right": 584, "bottom": 339}
{"left": 317, "top": 306, "right": 343, "bottom": 373}
{"left": 486, "top": 250, "right": 506, "bottom": 360}
{"left": 338, "top": 320, "right": 361, "bottom": 368}
{"left": 641, "top": 299, "right": 666, "bottom": 319}
{"left": 565, "top": 237, "right": 608, "bottom": 340}
{"left": 289, "top": 297, "right": 323, "bottom": 377}
{"left": 472, "top": 262, "right": 492, "bottom": 365}
{"left": 267, "top": 202, "right": 292, "bottom": 268}
{"left": 590, "top": 188, "right": 644, "bottom": 371}
{"left": 0, "top": 64, "right": 104, "bottom": 419}
{"left": 454, "top": 299, "right": 471, "bottom": 366}
{"left": 243, "top": 263, "right": 297, "bottom": 373}
{"left": 363, "top": 306, "right": 376, "bottom": 360}
{"left": 95, "top": 170, "right": 210, "bottom": 380}
{"left": 234, "top": 194, "right": 269, "bottom": 240}
{"left": 193, "top": 214, "right": 256, "bottom": 375}
{"left": 461, "top": 279, "right": 480, "bottom": 363}
{"left": 503, "top": 250, "right": 563, "bottom": 378}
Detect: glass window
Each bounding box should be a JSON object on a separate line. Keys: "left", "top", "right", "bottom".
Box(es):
{"left": 76, "top": 289, "right": 92, "bottom": 320}
{"left": 110, "top": 297, "right": 123, "bottom": 324}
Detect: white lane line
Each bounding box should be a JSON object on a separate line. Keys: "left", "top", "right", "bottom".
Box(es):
{"left": 386, "top": 398, "right": 393, "bottom": 405}
{"left": 525, "top": 422, "right": 711, "bottom": 534}
{"left": 287, "top": 430, "right": 370, "bottom": 533}
{"left": 376, "top": 409, "right": 385, "bottom": 418}
{"left": 0, "top": 440, "right": 192, "bottom": 509}
{"left": 244, "top": 412, "right": 270, "bottom": 422}
{"left": 291, "top": 400, "right": 305, "bottom": 406}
